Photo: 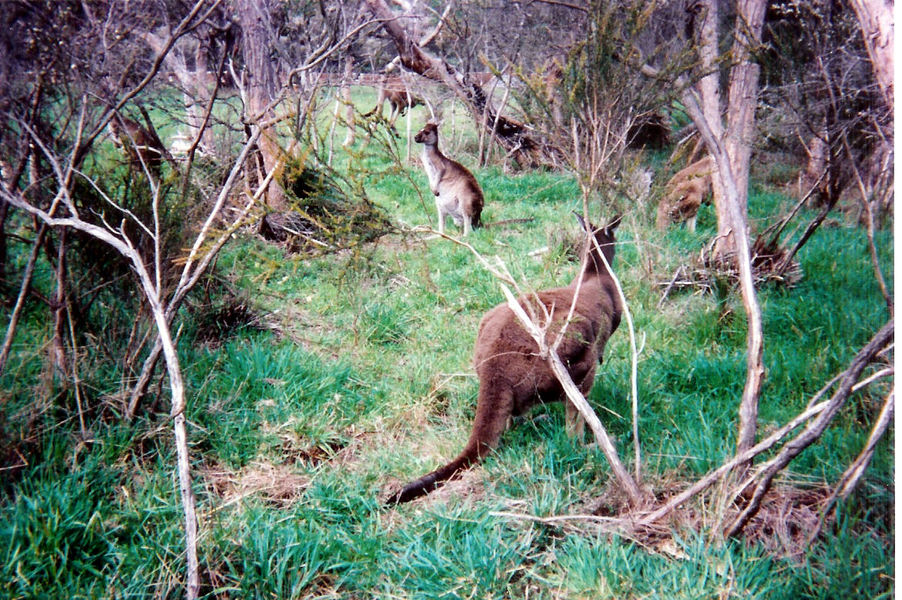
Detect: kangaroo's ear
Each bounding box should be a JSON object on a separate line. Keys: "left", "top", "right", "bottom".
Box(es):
{"left": 605, "top": 214, "right": 623, "bottom": 234}
{"left": 573, "top": 211, "right": 590, "bottom": 233}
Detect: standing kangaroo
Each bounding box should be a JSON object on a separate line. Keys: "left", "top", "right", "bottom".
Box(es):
{"left": 386, "top": 214, "right": 623, "bottom": 504}
{"left": 415, "top": 122, "right": 484, "bottom": 236}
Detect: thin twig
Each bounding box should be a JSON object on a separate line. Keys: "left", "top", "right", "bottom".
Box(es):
{"left": 841, "top": 132, "right": 893, "bottom": 316}
{"left": 594, "top": 234, "right": 641, "bottom": 482}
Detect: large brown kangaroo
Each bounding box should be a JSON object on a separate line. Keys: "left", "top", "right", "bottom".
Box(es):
{"left": 415, "top": 122, "right": 484, "bottom": 236}
{"left": 386, "top": 214, "right": 622, "bottom": 504}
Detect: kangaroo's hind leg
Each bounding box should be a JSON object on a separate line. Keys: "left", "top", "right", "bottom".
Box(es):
{"left": 462, "top": 213, "right": 472, "bottom": 236}
{"left": 564, "top": 358, "right": 598, "bottom": 440}
{"left": 435, "top": 198, "right": 446, "bottom": 234}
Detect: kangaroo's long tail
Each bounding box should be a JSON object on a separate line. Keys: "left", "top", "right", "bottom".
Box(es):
{"left": 386, "top": 384, "right": 511, "bottom": 504}
{"left": 385, "top": 446, "right": 479, "bottom": 504}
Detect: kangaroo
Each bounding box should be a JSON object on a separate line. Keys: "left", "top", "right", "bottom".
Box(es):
{"left": 656, "top": 156, "right": 714, "bottom": 232}
{"left": 365, "top": 77, "right": 423, "bottom": 126}
{"left": 386, "top": 214, "right": 623, "bottom": 504}
{"left": 108, "top": 112, "right": 167, "bottom": 175}
{"left": 415, "top": 122, "right": 484, "bottom": 236}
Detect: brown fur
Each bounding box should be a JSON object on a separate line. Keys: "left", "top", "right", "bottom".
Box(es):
{"left": 415, "top": 122, "right": 484, "bottom": 236}
{"left": 469, "top": 72, "right": 495, "bottom": 88}
{"left": 108, "top": 113, "right": 166, "bottom": 175}
{"left": 386, "top": 215, "right": 623, "bottom": 504}
{"left": 365, "top": 77, "right": 423, "bottom": 126}
{"left": 656, "top": 156, "right": 714, "bottom": 232}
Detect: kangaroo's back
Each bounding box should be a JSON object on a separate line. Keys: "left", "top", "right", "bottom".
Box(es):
{"left": 386, "top": 214, "right": 622, "bottom": 504}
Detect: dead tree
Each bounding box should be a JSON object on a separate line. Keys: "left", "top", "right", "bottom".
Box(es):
{"left": 364, "top": 0, "right": 562, "bottom": 169}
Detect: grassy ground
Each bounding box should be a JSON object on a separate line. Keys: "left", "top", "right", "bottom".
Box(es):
{"left": 0, "top": 87, "right": 893, "bottom": 598}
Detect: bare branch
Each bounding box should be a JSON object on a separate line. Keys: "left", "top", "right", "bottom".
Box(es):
{"left": 806, "top": 387, "right": 894, "bottom": 546}
{"left": 588, "top": 233, "right": 642, "bottom": 483}
{"left": 680, "top": 86, "right": 765, "bottom": 469}
{"left": 723, "top": 320, "right": 893, "bottom": 538}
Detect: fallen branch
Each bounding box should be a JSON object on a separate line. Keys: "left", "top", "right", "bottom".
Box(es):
{"left": 723, "top": 320, "right": 893, "bottom": 538}
{"left": 637, "top": 321, "right": 892, "bottom": 528}
{"left": 806, "top": 386, "right": 894, "bottom": 546}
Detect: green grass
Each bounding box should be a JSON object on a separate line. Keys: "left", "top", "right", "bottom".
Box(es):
{"left": 0, "top": 85, "right": 893, "bottom": 598}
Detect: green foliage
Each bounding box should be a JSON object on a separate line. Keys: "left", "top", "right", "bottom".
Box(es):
{"left": 276, "top": 157, "right": 393, "bottom": 253}
{"left": 0, "top": 84, "right": 893, "bottom": 599}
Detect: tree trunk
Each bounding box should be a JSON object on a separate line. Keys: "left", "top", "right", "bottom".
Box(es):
{"left": 686, "top": 0, "right": 767, "bottom": 463}
{"left": 49, "top": 228, "right": 69, "bottom": 380}
{"left": 363, "top": 0, "right": 561, "bottom": 169}
{"left": 723, "top": 0, "right": 767, "bottom": 217}
{"left": 692, "top": 1, "right": 733, "bottom": 236}
{"left": 341, "top": 57, "right": 355, "bottom": 148}
{"left": 848, "top": 0, "right": 894, "bottom": 112}
{"left": 799, "top": 129, "right": 828, "bottom": 202}
{"left": 689, "top": 0, "right": 766, "bottom": 257}
{"left": 140, "top": 29, "right": 217, "bottom": 151}
{"left": 724, "top": 0, "right": 767, "bottom": 462}
{"left": 236, "top": 0, "right": 287, "bottom": 209}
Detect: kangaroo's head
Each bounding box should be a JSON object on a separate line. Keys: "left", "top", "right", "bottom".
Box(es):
{"left": 575, "top": 213, "right": 622, "bottom": 278}
{"left": 414, "top": 122, "right": 439, "bottom": 145}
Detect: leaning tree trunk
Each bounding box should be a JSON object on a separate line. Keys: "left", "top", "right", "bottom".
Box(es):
{"left": 363, "top": 0, "right": 561, "bottom": 169}
{"left": 723, "top": 0, "right": 767, "bottom": 461}
{"left": 687, "top": 0, "right": 767, "bottom": 465}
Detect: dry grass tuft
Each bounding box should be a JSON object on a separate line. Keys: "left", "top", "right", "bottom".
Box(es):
{"left": 202, "top": 459, "right": 309, "bottom": 507}
{"left": 734, "top": 483, "right": 831, "bottom": 561}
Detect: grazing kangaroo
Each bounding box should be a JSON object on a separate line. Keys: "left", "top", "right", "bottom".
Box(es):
{"left": 365, "top": 77, "right": 423, "bottom": 126}
{"left": 415, "top": 122, "right": 484, "bottom": 236}
{"left": 656, "top": 156, "right": 714, "bottom": 232}
{"left": 108, "top": 110, "right": 178, "bottom": 177}
{"left": 386, "top": 214, "right": 623, "bottom": 504}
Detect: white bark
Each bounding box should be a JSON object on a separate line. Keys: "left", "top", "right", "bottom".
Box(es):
{"left": 848, "top": 0, "right": 894, "bottom": 112}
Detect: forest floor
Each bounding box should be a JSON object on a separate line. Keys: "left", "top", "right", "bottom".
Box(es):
{"left": 0, "top": 89, "right": 894, "bottom": 598}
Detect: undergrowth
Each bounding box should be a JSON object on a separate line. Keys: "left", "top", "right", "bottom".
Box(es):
{"left": 0, "top": 86, "right": 893, "bottom": 599}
